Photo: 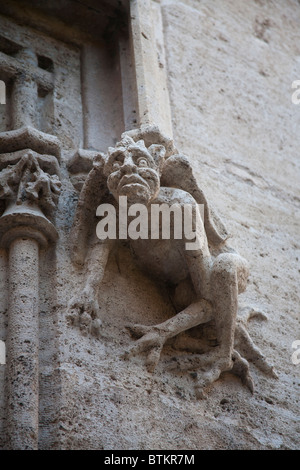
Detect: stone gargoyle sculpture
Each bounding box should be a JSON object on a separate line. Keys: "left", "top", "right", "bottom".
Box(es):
{"left": 67, "top": 126, "right": 277, "bottom": 397}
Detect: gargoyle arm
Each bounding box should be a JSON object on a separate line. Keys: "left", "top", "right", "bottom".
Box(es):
{"left": 67, "top": 238, "right": 115, "bottom": 336}
{"left": 83, "top": 237, "right": 115, "bottom": 297}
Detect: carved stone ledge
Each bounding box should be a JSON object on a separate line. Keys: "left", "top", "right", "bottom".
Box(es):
{"left": 0, "top": 126, "right": 61, "bottom": 160}
{"left": 0, "top": 225, "right": 49, "bottom": 250}
{"left": 0, "top": 204, "right": 58, "bottom": 249}
{"left": 0, "top": 149, "right": 60, "bottom": 175}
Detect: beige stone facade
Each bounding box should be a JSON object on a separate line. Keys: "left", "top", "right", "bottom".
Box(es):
{"left": 0, "top": 0, "right": 299, "bottom": 450}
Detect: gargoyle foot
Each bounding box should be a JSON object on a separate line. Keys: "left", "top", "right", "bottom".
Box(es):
{"left": 123, "top": 325, "right": 167, "bottom": 372}
{"left": 231, "top": 349, "right": 254, "bottom": 393}
{"left": 194, "top": 356, "right": 233, "bottom": 399}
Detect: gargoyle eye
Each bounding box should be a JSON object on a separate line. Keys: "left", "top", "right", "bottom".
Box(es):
{"left": 137, "top": 158, "right": 148, "bottom": 168}
{"left": 112, "top": 161, "right": 121, "bottom": 170}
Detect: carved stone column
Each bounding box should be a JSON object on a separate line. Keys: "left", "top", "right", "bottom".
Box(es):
{"left": 0, "top": 131, "right": 61, "bottom": 449}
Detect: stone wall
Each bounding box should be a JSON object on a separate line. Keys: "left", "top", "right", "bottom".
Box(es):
{"left": 160, "top": 0, "right": 300, "bottom": 449}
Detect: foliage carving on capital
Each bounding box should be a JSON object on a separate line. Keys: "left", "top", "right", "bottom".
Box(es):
{"left": 0, "top": 151, "right": 61, "bottom": 217}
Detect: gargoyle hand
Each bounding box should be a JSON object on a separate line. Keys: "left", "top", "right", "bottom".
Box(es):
{"left": 67, "top": 288, "right": 102, "bottom": 337}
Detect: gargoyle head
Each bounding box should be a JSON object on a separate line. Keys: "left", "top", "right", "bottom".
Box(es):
{"left": 104, "top": 135, "right": 166, "bottom": 205}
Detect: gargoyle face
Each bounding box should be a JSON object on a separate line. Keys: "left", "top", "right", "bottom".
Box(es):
{"left": 104, "top": 137, "right": 165, "bottom": 205}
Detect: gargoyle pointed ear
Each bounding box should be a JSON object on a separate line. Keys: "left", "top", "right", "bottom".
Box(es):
{"left": 148, "top": 144, "right": 166, "bottom": 173}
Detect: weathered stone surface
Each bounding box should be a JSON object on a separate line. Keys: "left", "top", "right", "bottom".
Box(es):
{"left": 0, "top": 0, "right": 299, "bottom": 451}
{"left": 160, "top": 0, "right": 300, "bottom": 449}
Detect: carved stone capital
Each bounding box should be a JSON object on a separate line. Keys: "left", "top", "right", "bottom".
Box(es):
{"left": 0, "top": 127, "right": 61, "bottom": 248}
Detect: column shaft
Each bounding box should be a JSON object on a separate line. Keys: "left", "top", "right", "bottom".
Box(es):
{"left": 6, "top": 237, "right": 39, "bottom": 450}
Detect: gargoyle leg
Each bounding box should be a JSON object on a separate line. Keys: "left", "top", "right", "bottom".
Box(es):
{"left": 125, "top": 299, "right": 213, "bottom": 372}
{"left": 210, "top": 253, "right": 242, "bottom": 363}
{"left": 190, "top": 254, "right": 249, "bottom": 396}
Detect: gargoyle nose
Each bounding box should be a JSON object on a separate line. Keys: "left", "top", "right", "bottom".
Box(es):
{"left": 122, "top": 155, "right": 137, "bottom": 173}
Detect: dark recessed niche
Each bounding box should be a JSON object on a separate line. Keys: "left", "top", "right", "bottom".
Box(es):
{"left": 0, "top": 35, "right": 22, "bottom": 56}
{"left": 38, "top": 84, "right": 49, "bottom": 98}
{"left": 37, "top": 55, "right": 54, "bottom": 72}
